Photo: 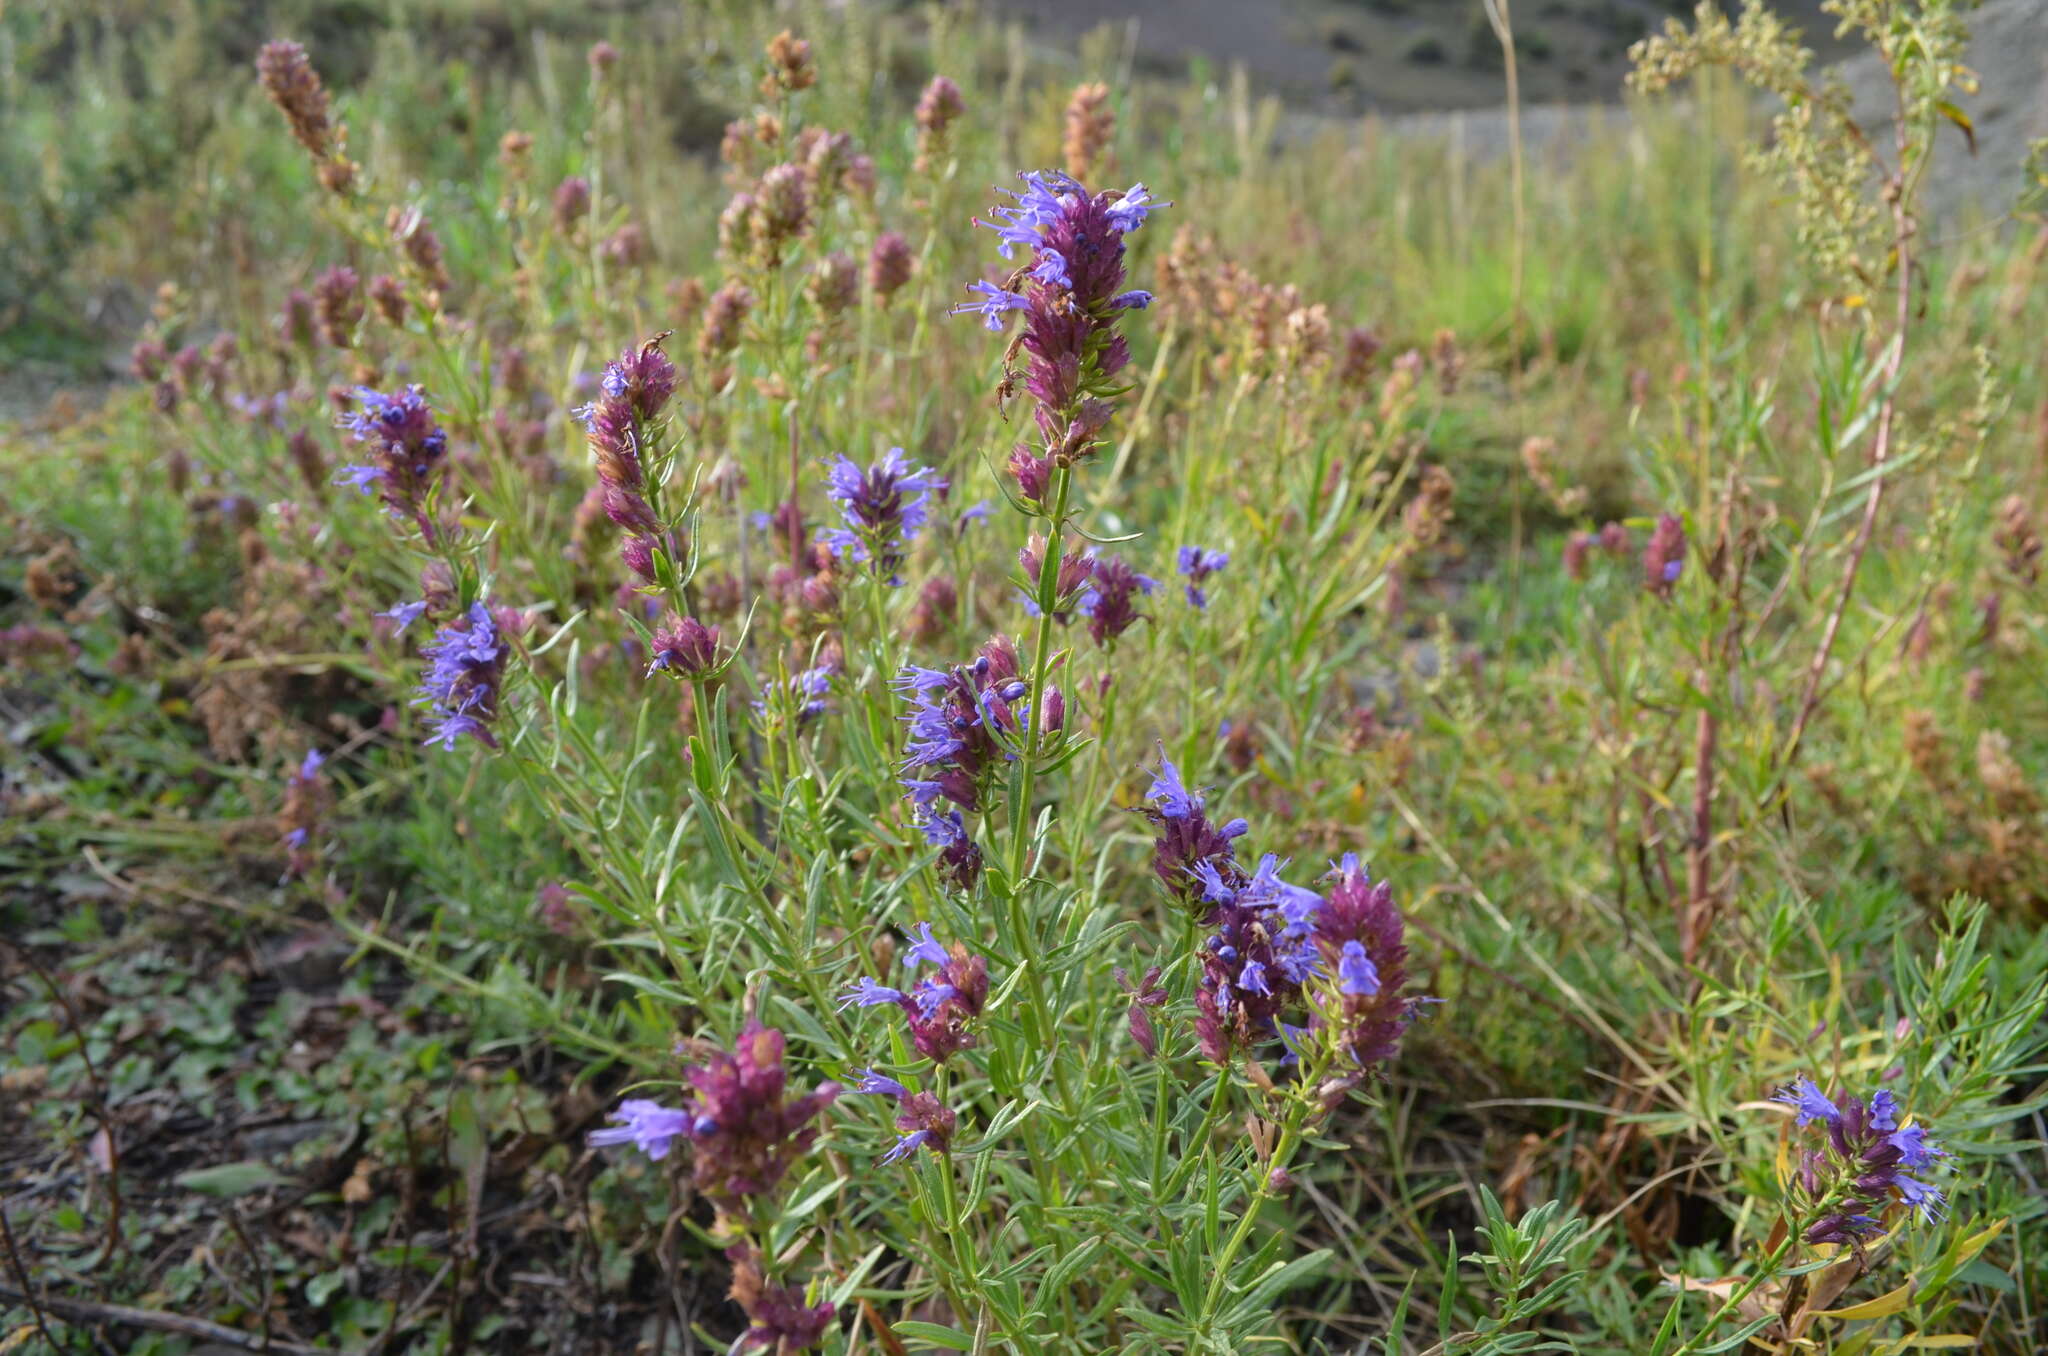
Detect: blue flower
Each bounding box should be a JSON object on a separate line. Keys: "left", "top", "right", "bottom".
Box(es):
{"left": 1774, "top": 1076, "right": 1840, "bottom": 1129}
{"left": 838, "top": 978, "right": 907, "bottom": 1011}
{"left": 1110, "top": 290, "right": 1153, "bottom": 310}
{"left": 904, "top": 922, "right": 950, "bottom": 968}
{"left": 1273, "top": 935, "right": 1322, "bottom": 985}
{"left": 1191, "top": 859, "right": 1237, "bottom": 904}
{"left": 902, "top": 777, "right": 949, "bottom": 807}
{"left": 950, "top": 280, "right": 1030, "bottom": 331}
{"left": 1867, "top": 1089, "right": 1900, "bottom": 1131}
{"left": 913, "top": 983, "right": 960, "bottom": 1016}
{"left": 336, "top": 464, "right": 385, "bottom": 494}
{"left": 854, "top": 1070, "right": 908, "bottom": 1099}
{"left": 974, "top": 171, "right": 1075, "bottom": 258}
{"left": 1896, "top": 1175, "right": 1946, "bottom": 1222}
{"left": 1337, "top": 939, "right": 1381, "bottom": 996}
{"left": 588, "top": 1099, "right": 694, "bottom": 1160}
{"left": 1888, "top": 1123, "right": 1947, "bottom": 1169}
{"left": 1030, "top": 249, "right": 1071, "bottom": 288}
{"left": 1145, "top": 749, "right": 1204, "bottom": 819}
{"left": 1177, "top": 545, "right": 1229, "bottom": 609}
{"left": 1106, "top": 183, "right": 1167, "bottom": 233}
{"left": 880, "top": 1128, "right": 929, "bottom": 1164}
{"left": 381, "top": 599, "right": 427, "bottom": 633}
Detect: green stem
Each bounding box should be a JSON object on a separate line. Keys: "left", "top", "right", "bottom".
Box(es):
{"left": 1196, "top": 1115, "right": 1305, "bottom": 1326}
{"left": 1668, "top": 1207, "right": 1825, "bottom": 1356}
{"left": 1009, "top": 463, "right": 1075, "bottom": 883}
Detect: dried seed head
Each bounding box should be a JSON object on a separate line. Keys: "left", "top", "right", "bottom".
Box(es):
{"left": 1063, "top": 82, "right": 1116, "bottom": 181}
{"left": 497, "top": 129, "right": 533, "bottom": 170}
{"left": 762, "top": 29, "right": 816, "bottom": 96}
{"left": 313, "top": 266, "right": 361, "bottom": 348}
{"left": 699, "top": 281, "right": 755, "bottom": 358}
{"left": 868, "top": 231, "right": 915, "bottom": 303}
{"left": 367, "top": 274, "right": 406, "bottom": 327}
{"left": 551, "top": 175, "right": 591, "bottom": 234}
{"left": 256, "top": 40, "right": 332, "bottom": 158}
{"left": 914, "top": 75, "right": 966, "bottom": 171}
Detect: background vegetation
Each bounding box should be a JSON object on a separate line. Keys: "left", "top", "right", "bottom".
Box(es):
{"left": 3, "top": 0, "right": 2045, "bottom": 1352}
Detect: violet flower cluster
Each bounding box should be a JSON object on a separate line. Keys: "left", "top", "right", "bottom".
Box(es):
{"left": 279, "top": 749, "right": 327, "bottom": 878}
{"left": 755, "top": 663, "right": 835, "bottom": 727}
{"left": 1078, "top": 555, "right": 1158, "bottom": 647}
{"left": 336, "top": 386, "right": 448, "bottom": 535}
{"left": 1644, "top": 511, "right": 1686, "bottom": 598}
{"left": 838, "top": 922, "right": 990, "bottom": 1064}
{"left": 574, "top": 336, "right": 679, "bottom": 583}
{"left": 726, "top": 1244, "right": 836, "bottom": 1354}
{"left": 1015, "top": 540, "right": 1157, "bottom": 646}
{"left": 588, "top": 1023, "right": 839, "bottom": 1209}
{"left": 1142, "top": 754, "right": 1425, "bottom": 1083}
{"left": 415, "top": 602, "right": 506, "bottom": 751}
{"left": 1178, "top": 546, "right": 1228, "bottom": 610}
{"left": 951, "top": 170, "right": 1167, "bottom": 496}
{"left": 893, "top": 637, "right": 1065, "bottom": 883}
{"left": 850, "top": 1071, "right": 958, "bottom": 1165}
{"left": 648, "top": 612, "right": 722, "bottom": 680}
{"left": 1137, "top": 748, "right": 1248, "bottom": 905}
{"left": 1774, "top": 1077, "right": 1950, "bottom": 1247}
{"left": 818, "top": 447, "right": 946, "bottom": 583}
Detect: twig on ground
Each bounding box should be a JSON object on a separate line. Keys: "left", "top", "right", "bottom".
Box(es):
{"left": 0, "top": 1280, "right": 324, "bottom": 1354}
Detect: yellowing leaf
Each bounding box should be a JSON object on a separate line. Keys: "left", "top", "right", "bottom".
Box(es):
{"left": 1951, "top": 1219, "right": 2006, "bottom": 1268}
{"left": 1904, "top": 1338, "right": 1978, "bottom": 1349}
{"left": 1815, "top": 1281, "right": 1912, "bottom": 1320}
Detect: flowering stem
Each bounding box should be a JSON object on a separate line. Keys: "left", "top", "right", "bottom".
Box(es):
{"left": 1666, "top": 1225, "right": 1801, "bottom": 1356}
{"left": 1194, "top": 1112, "right": 1305, "bottom": 1328}
{"left": 1009, "top": 462, "right": 1075, "bottom": 884}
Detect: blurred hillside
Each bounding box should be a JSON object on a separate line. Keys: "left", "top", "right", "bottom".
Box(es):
{"left": 997, "top": 0, "right": 1856, "bottom": 112}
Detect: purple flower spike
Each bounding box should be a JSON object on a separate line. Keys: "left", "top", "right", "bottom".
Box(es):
{"left": 820, "top": 447, "right": 946, "bottom": 583}
{"left": 1178, "top": 546, "right": 1229, "bottom": 609}
{"left": 1780, "top": 1081, "right": 1953, "bottom": 1249}
{"left": 336, "top": 386, "right": 448, "bottom": 531}
{"left": 841, "top": 926, "right": 989, "bottom": 1065}
{"left": 892, "top": 635, "right": 1031, "bottom": 834}
{"left": 674, "top": 1024, "right": 839, "bottom": 1205}
{"left": 727, "top": 1245, "right": 837, "bottom": 1354}
{"left": 414, "top": 602, "right": 505, "bottom": 751}
{"left": 957, "top": 170, "right": 1170, "bottom": 472}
